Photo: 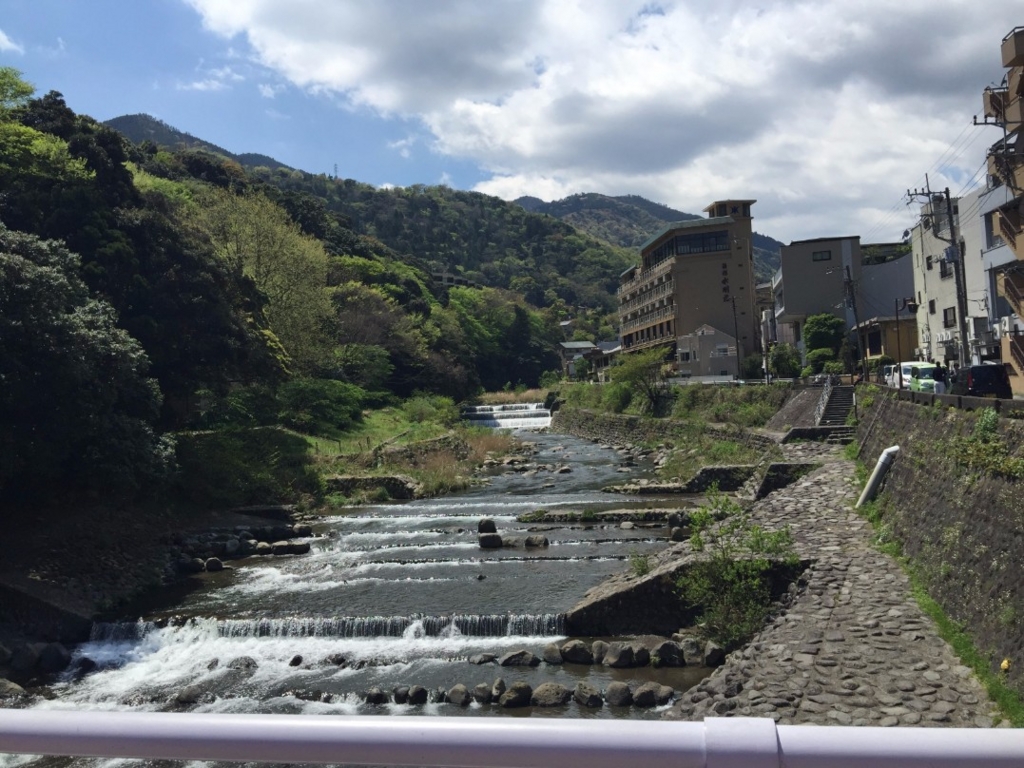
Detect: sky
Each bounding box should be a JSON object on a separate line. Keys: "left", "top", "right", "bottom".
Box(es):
{"left": 1, "top": 0, "right": 1020, "bottom": 244}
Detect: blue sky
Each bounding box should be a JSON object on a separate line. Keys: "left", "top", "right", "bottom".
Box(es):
{"left": 1, "top": 1, "right": 1021, "bottom": 242}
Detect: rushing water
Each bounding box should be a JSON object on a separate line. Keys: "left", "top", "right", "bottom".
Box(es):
{"left": 2, "top": 431, "right": 711, "bottom": 767}
{"left": 459, "top": 403, "right": 552, "bottom": 429}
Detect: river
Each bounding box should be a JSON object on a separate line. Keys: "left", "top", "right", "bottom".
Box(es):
{"left": 2, "top": 431, "right": 710, "bottom": 766}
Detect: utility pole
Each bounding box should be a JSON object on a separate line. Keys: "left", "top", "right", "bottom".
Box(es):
{"left": 906, "top": 179, "right": 970, "bottom": 367}
{"left": 730, "top": 296, "right": 743, "bottom": 379}
{"left": 844, "top": 265, "right": 867, "bottom": 378}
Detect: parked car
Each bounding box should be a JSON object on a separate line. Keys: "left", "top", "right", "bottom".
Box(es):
{"left": 948, "top": 363, "right": 1013, "bottom": 399}
{"left": 879, "top": 364, "right": 895, "bottom": 386}
{"left": 908, "top": 364, "right": 937, "bottom": 393}
{"left": 886, "top": 362, "right": 917, "bottom": 389}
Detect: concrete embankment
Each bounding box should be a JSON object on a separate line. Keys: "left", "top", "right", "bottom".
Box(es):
{"left": 555, "top": 406, "right": 1003, "bottom": 726}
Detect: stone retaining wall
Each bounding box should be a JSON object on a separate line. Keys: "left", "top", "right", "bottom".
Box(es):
{"left": 857, "top": 393, "right": 1024, "bottom": 692}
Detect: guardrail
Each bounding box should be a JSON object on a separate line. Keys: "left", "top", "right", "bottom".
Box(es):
{"left": 2, "top": 712, "right": 1024, "bottom": 767}
{"left": 813, "top": 374, "right": 835, "bottom": 425}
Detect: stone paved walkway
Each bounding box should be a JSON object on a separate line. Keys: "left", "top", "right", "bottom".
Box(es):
{"left": 665, "top": 441, "right": 1004, "bottom": 726}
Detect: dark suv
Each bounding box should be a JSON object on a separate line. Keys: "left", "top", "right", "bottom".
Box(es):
{"left": 949, "top": 363, "right": 1013, "bottom": 399}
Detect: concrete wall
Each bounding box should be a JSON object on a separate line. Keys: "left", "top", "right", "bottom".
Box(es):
{"left": 857, "top": 393, "right": 1024, "bottom": 691}
{"left": 551, "top": 408, "right": 778, "bottom": 450}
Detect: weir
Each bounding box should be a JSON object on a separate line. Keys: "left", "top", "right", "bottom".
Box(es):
{"left": 460, "top": 402, "right": 552, "bottom": 429}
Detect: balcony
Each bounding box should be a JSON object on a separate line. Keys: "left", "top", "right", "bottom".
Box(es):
{"left": 987, "top": 146, "right": 1024, "bottom": 191}
{"left": 620, "top": 304, "right": 676, "bottom": 333}
{"left": 617, "top": 259, "right": 674, "bottom": 296}
{"left": 1003, "top": 27, "right": 1024, "bottom": 68}
{"left": 984, "top": 87, "right": 1007, "bottom": 120}
{"left": 996, "top": 199, "right": 1024, "bottom": 260}
{"left": 997, "top": 271, "right": 1024, "bottom": 316}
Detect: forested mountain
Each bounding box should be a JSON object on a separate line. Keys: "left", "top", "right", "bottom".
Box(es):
{"left": 105, "top": 113, "right": 292, "bottom": 171}
{"left": 517, "top": 193, "right": 784, "bottom": 284}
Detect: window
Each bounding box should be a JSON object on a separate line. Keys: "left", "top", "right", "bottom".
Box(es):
{"left": 679, "top": 351, "right": 691, "bottom": 362}
{"left": 812, "top": 250, "right": 831, "bottom": 262}
{"left": 929, "top": 299, "right": 936, "bottom": 314}
{"left": 926, "top": 255, "right": 933, "bottom": 270}
{"left": 673, "top": 230, "right": 730, "bottom": 255}
{"left": 943, "top": 307, "right": 956, "bottom": 328}
{"left": 940, "top": 259, "right": 953, "bottom": 279}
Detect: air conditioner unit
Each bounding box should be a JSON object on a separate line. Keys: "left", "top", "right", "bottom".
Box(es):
{"left": 1000, "top": 316, "right": 1013, "bottom": 334}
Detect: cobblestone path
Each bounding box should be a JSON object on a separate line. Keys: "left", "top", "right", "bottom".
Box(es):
{"left": 665, "top": 442, "right": 1004, "bottom": 727}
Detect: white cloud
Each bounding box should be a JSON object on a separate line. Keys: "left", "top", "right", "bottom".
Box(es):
{"left": 387, "top": 136, "right": 416, "bottom": 159}
{"left": 258, "top": 83, "right": 278, "bottom": 98}
{"left": 177, "top": 63, "right": 245, "bottom": 92}
{"left": 0, "top": 27, "right": 24, "bottom": 54}
{"left": 183, "top": 0, "right": 1024, "bottom": 240}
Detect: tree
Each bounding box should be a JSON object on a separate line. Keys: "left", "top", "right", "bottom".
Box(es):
{"left": 0, "top": 225, "right": 170, "bottom": 505}
{"left": 609, "top": 347, "right": 671, "bottom": 413}
{"left": 803, "top": 313, "right": 847, "bottom": 356}
{"left": 0, "top": 67, "right": 33, "bottom": 118}
{"left": 768, "top": 343, "right": 801, "bottom": 378}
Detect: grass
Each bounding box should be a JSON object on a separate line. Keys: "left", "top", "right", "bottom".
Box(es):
{"left": 628, "top": 549, "right": 652, "bottom": 577}
{"left": 476, "top": 388, "right": 550, "bottom": 405}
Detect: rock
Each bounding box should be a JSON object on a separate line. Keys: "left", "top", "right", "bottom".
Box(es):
{"left": 499, "top": 650, "right": 540, "bottom": 667}
{"left": 74, "top": 657, "right": 98, "bottom": 676}
{"left": 679, "top": 637, "right": 703, "bottom": 666}
{"left": 430, "top": 687, "right": 448, "bottom": 703}
{"left": 620, "top": 521, "right": 635, "bottom": 530}
{"left": 467, "top": 654, "right": 496, "bottom": 665}
{"left": 524, "top": 535, "right": 549, "bottom": 548}
{"left": 653, "top": 640, "right": 683, "bottom": 667}
{"left": 501, "top": 537, "right": 520, "bottom": 548}
{"left": 556, "top": 466, "right": 572, "bottom": 474}
{"left": 9, "top": 644, "right": 41, "bottom": 675}
{"left": 670, "top": 527, "right": 687, "bottom": 542}
{"left": 228, "top": 656, "right": 258, "bottom": 671}
{"left": 448, "top": 684, "right": 472, "bottom": 707}
{"left": 560, "top": 639, "right": 593, "bottom": 664}
{"left": 574, "top": 682, "right": 603, "bottom": 708}
{"left": 255, "top": 542, "right": 272, "bottom": 555}
{"left": 37, "top": 642, "right": 71, "bottom": 673}
{"left": 478, "top": 518, "right": 497, "bottom": 534}
{"left": 632, "top": 645, "right": 651, "bottom": 666}
{"left": 667, "top": 512, "right": 682, "bottom": 528}
{"left": 207, "top": 659, "right": 220, "bottom": 671}
{"left": 292, "top": 523, "right": 313, "bottom": 537}
{"left": 473, "top": 683, "right": 493, "bottom": 704}
{"left": 177, "top": 557, "right": 204, "bottom": 574}
{"left": 604, "top": 642, "right": 636, "bottom": 668}
{"left": 498, "top": 681, "right": 533, "bottom": 708}
{"left": 393, "top": 686, "right": 410, "bottom": 704}
{"left": 287, "top": 541, "right": 311, "bottom": 555}
{"left": 205, "top": 557, "right": 224, "bottom": 572}
{"left": 364, "top": 687, "right": 389, "bottom": 706}
{"left": 591, "top": 640, "right": 609, "bottom": 664}
{"left": 289, "top": 655, "right": 303, "bottom": 667}
{"left": 604, "top": 681, "right": 633, "bottom": 706}
{"left": 271, "top": 541, "right": 293, "bottom": 555}
{"left": 479, "top": 533, "right": 503, "bottom": 549}
{"left": 704, "top": 641, "right": 726, "bottom": 667}
{"left": 632, "top": 682, "right": 662, "bottom": 707}
{"left": 655, "top": 684, "right": 674, "bottom": 705}
{"left": 408, "top": 685, "right": 428, "bottom": 705}
{"left": 324, "top": 653, "right": 348, "bottom": 667}
{"left": 531, "top": 682, "right": 571, "bottom": 707}
{"left": 491, "top": 678, "right": 506, "bottom": 700}
{"left": 0, "top": 678, "right": 26, "bottom": 698}
{"left": 174, "top": 684, "right": 204, "bottom": 705}
{"left": 542, "top": 644, "right": 563, "bottom": 665}
{"left": 223, "top": 538, "right": 240, "bottom": 557}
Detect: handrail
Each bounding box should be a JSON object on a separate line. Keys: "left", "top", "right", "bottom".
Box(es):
{"left": 814, "top": 374, "right": 835, "bottom": 425}
{"left": 1, "top": 711, "right": 1024, "bottom": 767}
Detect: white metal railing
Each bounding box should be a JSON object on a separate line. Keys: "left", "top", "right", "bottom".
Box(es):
{"left": 1, "top": 711, "right": 1024, "bottom": 767}
{"left": 814, "top": 374, "right": 835, "bottom": 425}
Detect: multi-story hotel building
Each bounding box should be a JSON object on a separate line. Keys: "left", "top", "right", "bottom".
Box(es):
{"left": 618, "top": 200, "right": 760, "bottom": 366}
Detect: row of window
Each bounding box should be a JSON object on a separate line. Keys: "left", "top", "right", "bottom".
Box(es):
{"left": 645, "top": 230, "right": 731, "bottom": 269}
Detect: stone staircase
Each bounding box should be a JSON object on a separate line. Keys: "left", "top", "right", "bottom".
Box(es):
{"left": 819, "top": 385, "right": 854, "bottom": 427}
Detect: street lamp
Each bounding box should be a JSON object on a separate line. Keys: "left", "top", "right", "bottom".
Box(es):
{"left": 895, "top": 297, "right": 918, "bottom": 389}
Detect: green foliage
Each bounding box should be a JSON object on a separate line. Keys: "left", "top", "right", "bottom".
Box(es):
{"left": 768, "top": 343, "right": 801, "bottom": 378}
{"left": 538, "top": 369, "right": 562, "bottom": 388}
{"left": 800, "top": 365, "right": 814, "bottom": 378}
{"left": 804, "top": 313, "right": 847, "bottom": 355}
{"left": 402, "top": 394, "right": 460, "bottom": 426}
{"left": 669, "top": 383, "right": 789, "bottom": 427}
{"left": 609, "top": 347, "right": 670, "bottom": 414}
{"left": 0, "top": 225, "right": 171, "bottom": 505}
{"left": 628, "top": 549, "right": 652, "bottom": 577}
{"left": 679, "top": 487, "right": 799, "bottom": 648}
{"left": 741, "top": 354, "right": 765, "bottom": 379}
{"left": 805, "top": 347, "right": 836, "bottom": 373}
{"left": 0, "top": 67, "right": 34, "bottom": 118}
{"left": 975, "top": 407, "right": 1000, "bottom": 441}
{"left": 174, "top": 428, "right": 322, "bottom": 508}
{"left": 947, "top": 408, "right": 1024, "bottom": 481}
{"left": 602, "top": 382, "right": 633, "bottom": 413}
{"left": 823, "top": 360, "right": 845, "bottom": 375}
{"left": 277, "top": 378, "right": 365, "bottom": 438}
{"left": 518, "top": 509, "right": 548, "bottom": 523}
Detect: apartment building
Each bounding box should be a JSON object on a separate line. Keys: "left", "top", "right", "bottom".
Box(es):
{"left": 983, "top": 26, "right": 1024, "bottom": 394}
{"left": 618, "top": 200, "right": 759, "bottom": 366}
{"left": 676, "top": 325, "right": 738, "bottom": 378}
{"left": 772, "top": 236, "right": 861, "bottom": 357}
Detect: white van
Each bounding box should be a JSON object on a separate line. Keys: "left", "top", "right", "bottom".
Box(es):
{"left": 886, "top": 361, "right": 916, "bottom": 389}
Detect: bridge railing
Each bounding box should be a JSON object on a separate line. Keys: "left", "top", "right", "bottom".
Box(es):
{"left": 1, "top": 711, "right": 1023, "bottom": 767}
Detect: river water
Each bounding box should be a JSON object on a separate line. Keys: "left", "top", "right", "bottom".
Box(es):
{"left": 2, "top": 431, "right": 710, "bottom": 766}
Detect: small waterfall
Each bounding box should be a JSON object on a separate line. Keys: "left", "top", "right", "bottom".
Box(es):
{"left": 90, "top": 613, "right": 567, "bottom": 641}
{"left": 460, "top": 402, "right": 552, "bottom": 429}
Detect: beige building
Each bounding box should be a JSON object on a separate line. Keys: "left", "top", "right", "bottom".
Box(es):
{"left": 985, "top": 27, "right": 1024, "bottom": 395}
{"left": 677, "top": 325, "right": 738, "bottom": 378}
{"left": 618, "top": 200, "right": 759, "bottom": 366}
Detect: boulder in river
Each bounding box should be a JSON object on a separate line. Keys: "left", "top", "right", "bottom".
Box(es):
{"left": 632, "top": 681, "right": 661, "bottom": 707}
{"left": 524, "top": 535, "right": 549, "bottom": 548}
{"left": 408, "top": 685, "right": 428, "bottom": 705}
{"left": 704, "top": 641, "right": 726, "bottom": 667}
{"left": 499, "top": 650, "right": 540, "bottom": 667}
{"left": 448, "top": 684, "right": 472, "bottom": 707}
{"left": 364, "top": 687, "right": 389, "bottom": 706}
{"left": 472, "top": 683, "right": 492, "bottom": 704}
{"left": 560, "top": 639, "right": 593, "bottom": 664}
{"left": 603, "top": 642, "right": 636, "bottom": 668}
{"left": 591, "top": 640, "right": 609, "bottom": 664}
{"left": 478, "top": 518, "right": 497, "bottom": 534}
{"left": 478, "top": 533, "right": 503, "bottom": 549}
{"left": 393, "top": 686, "right": 410, "bottom": 704}
{"left": 573, "top": 682, "right": 602, "bottom": 708}
{"left": 542, "top": 644, "right": 562, "bottom": 665}
{"left": 498, "top": 681, "right": 532, "bottom": 708}
{"left": 653, "top": 640, "right": 683, "bottom": 667}
{"left": 38, "top": 642, "right": 71, "bottom": 673}
{"left": 604, "top": 681, "right": 632, "bottom": 707}
{"left": 491, "top": 678, "right": 506, "bottom": 700}
{"left": 531, "top": 682, "right": 571, "bottom": 707}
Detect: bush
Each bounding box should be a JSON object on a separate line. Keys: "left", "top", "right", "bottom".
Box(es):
{"left": 278, "top": 378, "right": 365, "bottom": 438}
{"left": 823, "top": 361, "right": 845, "bottom": 375}
{"left": 805, "top": 348, "right": 835, "bottom": 373}
{"left": 402, "top": 394, "right": 460, "bottom": 426}
{"left": 800, "top": 365, "right": 814, "bottom": 378}
{"left": 602, "top": 382, "right": 633, "bottom": 413}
